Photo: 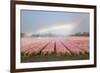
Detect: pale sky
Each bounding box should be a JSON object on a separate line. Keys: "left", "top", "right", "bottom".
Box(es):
{"left": 21, "top": 10, "right": 90, "bottom": 35}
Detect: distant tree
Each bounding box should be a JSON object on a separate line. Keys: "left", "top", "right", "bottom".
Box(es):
{"left": 21, "top": 33, "right": 26, "bottom": 37}
{"left": 71, "top": 32, "right": 89, "bottom": 36}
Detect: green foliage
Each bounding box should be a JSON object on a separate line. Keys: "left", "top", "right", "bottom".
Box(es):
{"left": 21, "top": 51, "right": 89, "bottom": 59}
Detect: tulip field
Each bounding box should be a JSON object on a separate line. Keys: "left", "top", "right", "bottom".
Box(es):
{"left": 21, "top": 36, "right": 89, "bottom": 62}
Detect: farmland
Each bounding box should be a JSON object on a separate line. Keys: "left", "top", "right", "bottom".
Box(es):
{"left": 21, "top": 36, "right": 89, "bottom": 62}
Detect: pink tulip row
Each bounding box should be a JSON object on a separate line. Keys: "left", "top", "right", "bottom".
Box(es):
{"left": 56, "top": 40, "right": 71, "bottom": 54}
{"left": 61, "top": 40, "right": 88, "bottom": 54}
{"left": 21, "top": 37, "right": 50, "bottom": 53}
{"left": 42, "top": 39, "right": 55, "bottom": 54}
{"left": 21, "top": 37, "right": 89, "bottom": 54}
